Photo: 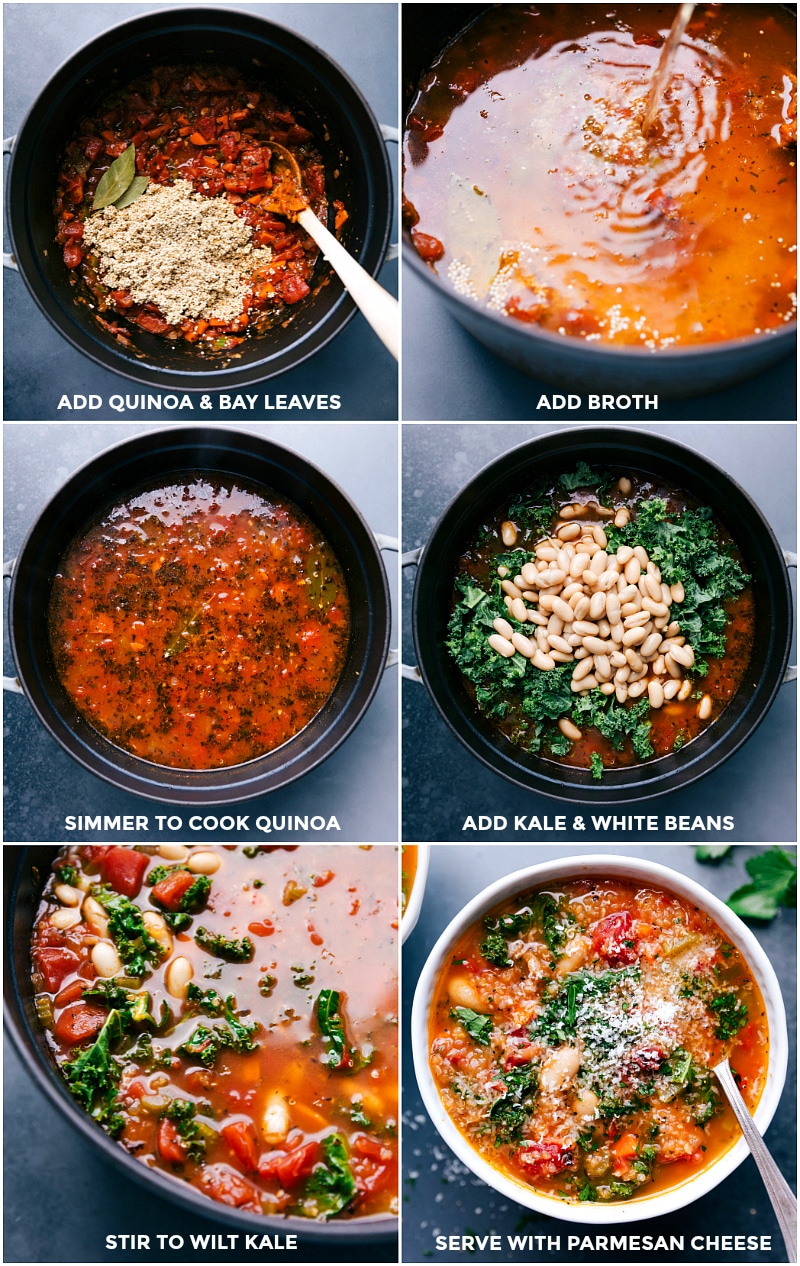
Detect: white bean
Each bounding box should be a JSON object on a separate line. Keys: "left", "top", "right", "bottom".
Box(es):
{"left": 501, "top": 579, "right": 522, "bottom": 600}
{"left": 597, "top": 618, "right": 612, "bottom": 639}
{"left": 557, "top": 522, "right": 580, "bottom": 540}
{"left": 559, "top": 504, "right": 579, "bottom": 519}
{"left": 572, "top": 675, "right": 598, "bottom": 692}
{"left": 594, "top": 654, "right": 612, "bottom": 681}
{"left": 187, "top": 850, "right": 220, "bottom": 875}
{"left": 573, "top": 656, "right": 594, "bottom": 681}
{"left": 616, "top": 545, "right": 634, "bottom": 565}
{"left": 540, "top": 569, "right": 567, "bottom": 587}
{"left": 583, "top": 636, "right": 612, "bottom": 655}
{"left": 572, "top": 596, "right": 591, "bottom": 622}
{"left": 512, "top": 631, "right": 536, "bottom": 658}
{"left": 624, "top": 557, "right": 641, "bottom": 584}
{"left": 570, "top": 552, "right": 591, "bottom": 578}
{"left": 50, "top": 908, "right": 83, "bottom": 930}
{"left": 143, "top": 910, "right": 174, "bottom": 955}
{"left": 488, "top": 633, "right": 515, "bottom": 658}
{"left": 664, "top": 653, "right": 683, "bottom": 679}
{"left": 82, "top": 895, "right": 110, "bottom": 936}
{"left": 448, "top": 975, "right": 488, "bottom": 1012}
{"left": 622, "top": 626, "right": 647, "bottom": 647}
{"left": 663, "top": 679, "right": 681, "bottom": 700}
{"left": 548, "top": 634, "right": 572, "bottom": 655}
{"left": 644, "top": 574, "right": 662, "bottom": 601}
{"left": 493, "top": 617, "right": 514, "bottom": 640}
{"left": 262, "top": 1095, "right": 291, "bottom": 1145}
{"left": 536, "top": 545, "right": 557, "bottom": 561}
{"left": 633, "top": 545, "right": 649, "bottom": 567}
{"left": 158, "top": 844, "right": 189, "bottom": 861}
{"left": 510, "top": 597, "right": 528, "bottom": 623}
{"left": 697, "top": 694, "right": 713, "bottom": 720}
{"left": 533, "top": 649, "right": 556, "bottom": 671}
{"left": 615, "top": 683, "right": 628, "bottom": 703}
{"left": 592, "top": 526, "right": 608, "bottom": 548}
{"left": 648, "top": 680, "right": 665, "bottom": 709}
{"left": 614, "top": 507, "right": 630, "bottom": 527}
{"left": 605, "top": 592, "right": 621, "bottom": 625}
{"left": 558, "top": 718, "right": 582, "bottom": 742}
{"left": 610, "top": 651, "right": 627, "bottom": 668}
{"left": 678, "top": 678, "right": 692, "bottom": 700}
{"left": 599, "top": 681, "right": 615, "bottom": 695}
{"left": 653, "top": 654, "right": 666, "bottom": 676}
{"left": 550, "top": 650, "right": 574, "bottom": 663}
{"left": 670, "top": 643, "right": 695, "bottom": 669}
{"left": 610, "top": 623, "right": 625, "bottom": 644}
{"left": 642, "top": 597, "right": 670, "bottom": 618}
{"left": 165, "top": 956, "right": 194, "bottom": 999}
{"left": 573, "top": 620, "right": 599, "bottom": 637}
{"left": 617, "top": 477, "right": 632, "bottom": 495}
{"left": 628, "top": 680, "right": 647, "bottom": 698}
{"left": 54, "top": 883, "right": 83, "bottom": 907}
{"left": 552, "top": 597, "right": 574, "bottom": 624}
{"left": 528, "top": 609, "right": 548, "bottom": 626}
{"left": 625, "top": 649, "right": 644, "bottom": 671}
{"left": 92, "top": 941, "right": 122, "bottom": 978}
{"left": 641, "top": 632, "right": 662, "bottom": 659}
{"left": 590, "top": 551, "right": 608, "bottom": 576}
{"left": 670, "top": 582, "right": 685, "bottom": 604}
{"left": 521, "top": 562, "right": 538, "bottom": 587}
{"left": 589, "top": 591, "right": 606, "bottom": 620}
{"left": 501, "top": 520, "right": 518, "bottom": 547}
{"left": 540, "top": 1045, "right": 581, "bottom": 1093}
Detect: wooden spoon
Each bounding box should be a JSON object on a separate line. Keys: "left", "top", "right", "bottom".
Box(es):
{"left": 713, "top": 1059, "right": 797, "bottom": 1262}
{"left": 265, "top": 142, "right": 398, "bottom": 360}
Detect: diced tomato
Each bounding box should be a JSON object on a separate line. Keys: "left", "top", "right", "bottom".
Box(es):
{"left": 150, "top": 869, "right": 198, "bottom": 911}
{"left": 55, "top": 979, "right": 87, "bottom": 1008}
{"left": 37, "top": 946, "right": 79, "bottom": 992}
{"left": 84, "top": 137, "right": 104, "bottom": 161}
{"left": 612, "top": 1132, "right": 639, "bottom": 1160}
{"left": 79, "top": 846, "right": 113, "bottom": 866}
{"left": 591, "top": 910, "right": 638, "bottom": 966}
{"left": 280, "top": 275, "right": 310, "bottom": 304}
{"left": 158, "top": 1118, "right": 188, "bottom": 1164}
{"left": 352, "top": 1133, "right": 394, "bottom": 1163}
{"left": 351, "top": 1154, "right": 391, "bottom": 1196}
{"left": 628, "top": 1045, "right": 664, "bottom": 1074}
{"left": 258, "top": 1140, "right": 319, "bottom": 1187}
{"left": 110, "top": 289, "right": 134, "bottom": 309}
{"left": 515, "top": 1139, "right": 574, "bottom": 1179}
{"left": 247, "top": 920, "right": 274, "bottom": 936}
{"left": 411, "top": 230, "right": 445, "bottom": 262}
{"left": 219, "top": 132, "right": 241, "bottom": 161}
{"left": 54, "top": 1002, "right": 107, "bottom": 1046}
{"left": 199, "top": 1164, "right": 260, "bottom": 1208}
{"left": 311, "top": 871, "right": 334, "bottom": 888}
{"left": 135, "top": 312, "right": 171, "bottom": 335}
{"left": 102, "top": 846, "right": 148, "bottom": 898}
{"left": 63, "top": 243, "right": 83, "bottom": 269}
{"left": 63, "top": 221, "right": 84, "bottom": 241}
{"left": 222, "top": 1119, "right": 259, "bottom": 1172}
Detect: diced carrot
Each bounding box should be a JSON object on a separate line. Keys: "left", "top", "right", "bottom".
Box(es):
{"left": 612, "top": 1132, "right": 639, "bottom": 1159}
{"left": 189, "top": 132, "right": 208, "bottom": 146}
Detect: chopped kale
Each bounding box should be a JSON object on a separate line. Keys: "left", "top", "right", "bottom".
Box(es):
{"left": 194, "top": 926, "right": 254, "bottom": 962}
{"left": 186, "top": 982, "right": 225, "bottom": 1016}
{"left": 178, "top": 995, "right": 258, "bottom": 1067}
{"left": 488, "top": 1063, "right": 539, "bottom": 1143}
{"left": 93, "top": 886, "right": 165, "bottom": 977}
{"left": 305, "top": 1134, "right": 357, "bottom": 1216}
{"left": 55, "top": 863, "right": 79, "bottom": 886}
{"left": 590, "top": 751, "right": 604, "bottom": 781}
{"left": 451, "top": 1006, "right": 492, "bottom": 1046}
{"left": 709, "top": 992, "right": 748, "bottom": 1041}
{"left": 316, "top": 989, "right": 362, "bottom": 1071}
{"left": 62, "top": 1009, "right": 126, "bottom": 1135}
{"left": 480, "top": 930, "right": 512, "bottom": 969}
{"left": 163, "top": 1097, "right": 207, "bottom": 1161}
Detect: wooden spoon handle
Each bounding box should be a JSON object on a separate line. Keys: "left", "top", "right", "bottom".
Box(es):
{"left": 714, "top": 1060, "right": 797, "bottom": 1262}
{"left": 298, "top": 208, "right": 398, "bottom": 360}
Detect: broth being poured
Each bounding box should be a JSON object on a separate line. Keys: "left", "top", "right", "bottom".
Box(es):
{"left": 404, "top": 4, "right": 797, "bottom": 347}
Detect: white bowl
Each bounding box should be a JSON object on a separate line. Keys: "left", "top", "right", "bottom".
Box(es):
{"left": 402, "top": 844, "right": 430, "bottom": 943}
{"left": 411, "top": 852, "right": 788, "bottom": 1224}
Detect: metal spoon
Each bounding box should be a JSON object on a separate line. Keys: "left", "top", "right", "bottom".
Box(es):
{"left": 264, "top": 142, "right": 398, "bottom": 360}
{"left": 713, "top": 1059, "right": 797, "bottom": 1262}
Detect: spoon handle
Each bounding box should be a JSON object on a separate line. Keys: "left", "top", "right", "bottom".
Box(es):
{"left": 714, "top": 1060, "right": 797, "bottom": 1262}
{"left": 298, "top": 208, "right": 399, "bottom": 360}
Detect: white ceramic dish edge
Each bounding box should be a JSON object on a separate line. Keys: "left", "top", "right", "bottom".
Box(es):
{"left": 410, "top": 852, "right": 789, "bottom": 1225}
{"left": 402, "top": 844, "right": 431, "bottom": 943}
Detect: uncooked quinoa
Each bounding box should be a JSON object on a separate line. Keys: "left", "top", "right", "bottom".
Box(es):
{"left": 83, "top": 180, "right": 273, "bottom": 325}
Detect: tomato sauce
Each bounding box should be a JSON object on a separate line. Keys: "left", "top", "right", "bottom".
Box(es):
{"left": 404, "top": 5, "right": 796, "bottom": 346}
{"left": 430, "top": 876, "right": 768, "bottom": 1205}
{"left": 48, "top": 477, "right": 350, "bottom": 770}
{"left": 31, "top": 845, "right": 398, "bottom": 1221}
{"left": 55, "top": 65, "right": 341, "bottom": 352}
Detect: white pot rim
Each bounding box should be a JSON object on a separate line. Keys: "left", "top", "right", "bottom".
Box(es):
{"left": 411, "top": 852, "right": 789, "bottom": 1225}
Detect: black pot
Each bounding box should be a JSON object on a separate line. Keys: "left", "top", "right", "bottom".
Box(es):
{"left": 7, "top": 6, "right": 393, "bottom": 389}
{"left": 409, "top": 427, "right": 794, "bottom": 803}
{"left": 3, "top": 846, "right": 397, "bottom": 1246}
{"left": 7, "top": 427, "right": 391, "bottom": 804}
{"left": 402, "top": 4, "right": 796, "bottom": 399}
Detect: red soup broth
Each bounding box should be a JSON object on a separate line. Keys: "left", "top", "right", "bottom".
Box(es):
{"left": 47, "top": 475, "right": 350, "bottom": 770}
{"left": 430, "top": 876, "right": 768, "bottom": 1204}
{"left": 31, "top": 845, "right": 398, "bottom": 1221}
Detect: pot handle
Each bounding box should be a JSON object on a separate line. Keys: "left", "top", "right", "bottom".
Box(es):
{"left": 3, "top": 557, "right": 23, "bottom": 693}
{"left": 375, "top": 533, "right": 399, "bottom": 668}
{"left": 401, "top": 546, "right": 423, "bottom": 682}
{"left": 3, "top": 136, "right": 19, "bottom": 272}
{"left": 784, "top": 548, "right": 797, "bottom": 684}
{"left": 380, "top": 124, "right": 399, "bottom": 264}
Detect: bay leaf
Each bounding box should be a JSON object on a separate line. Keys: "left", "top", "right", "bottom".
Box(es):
{"left": 92, "top": 144, "right": 136, "bottom": 211}
{"left": 445, "top": 174, "right": 503, "bottom": 297}
{"left": 114, "top": 175, "right": 149, "bottom": 210}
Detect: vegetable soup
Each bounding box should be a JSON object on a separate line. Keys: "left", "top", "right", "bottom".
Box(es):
{"left": 429, "top": 875, "right": 768, "bottom": 1204}
{"left": 402, "top": 846, "right": 419, "bottom": 916}
{"left": 446, "top": 464, "right": 754, "bottom": 776}
{"left": 48, "top": 475, "right": 350, "bottom": 770}
{"left": 404, "top": 4, "right": 796, "bottom": 347}
{"left": 31, "top": 845, "right": 398, "bottom": 1221}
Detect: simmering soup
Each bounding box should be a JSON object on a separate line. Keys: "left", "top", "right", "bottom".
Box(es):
{"left": 405, "top": 4, "right": 796, "bottom": 347}
{"left": 31, "top": 845, "right": 398, "bottom": 1221}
